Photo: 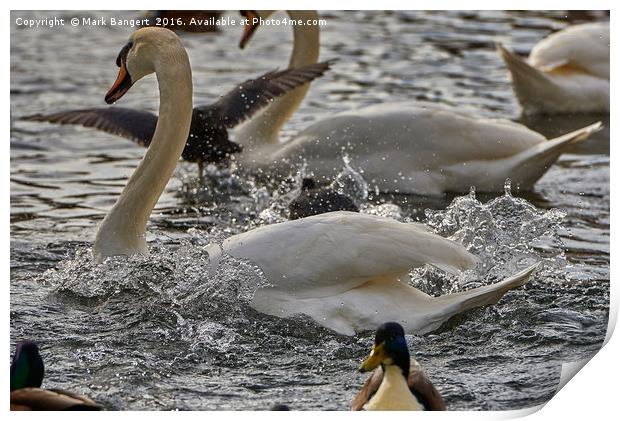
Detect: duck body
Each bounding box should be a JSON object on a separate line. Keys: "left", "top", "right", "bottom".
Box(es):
{"left": 264, "top": 103, "right": 601, "bottom": 195}
{"left": 499, "top": 22, "right": 609, "bottom": 114}
{"left": 11, "top": 388, "right": 102, "bottom": 411}
{"left": 364, "top": 365, "right": 424, "bottom": 410}
{"left": 10, "top": 340, "right": 102, "bottom": 411}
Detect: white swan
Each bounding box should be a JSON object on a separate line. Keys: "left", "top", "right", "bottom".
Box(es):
{"left": 95, "top": 27, "right": 538, "bottom": 336}
{"left": 498, "top": 22, "right": 609, "bottom": 114}
{"left": 235, "top": 11, "right": 602, "bottom": 195}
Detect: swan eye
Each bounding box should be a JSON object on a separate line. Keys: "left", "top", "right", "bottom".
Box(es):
{"left": 115, "top": 41, "right": 133, "bottom": 68}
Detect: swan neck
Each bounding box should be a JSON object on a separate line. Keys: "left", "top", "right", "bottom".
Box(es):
{"left": 234, "top": 10, "right": 320, "bottom": 148}
{"left": 94, "top": 51, "right": 193, "bottom": 262}
{"left": 288, "top": 10, "right": 320, "bottom": 67}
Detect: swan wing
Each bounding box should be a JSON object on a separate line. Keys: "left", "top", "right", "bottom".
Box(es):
{"left": 222, "top": 211, "right": 478, "bottom": 298}
{"left": 281, "top": 104, "right": 546, "bottom": 166}
{"left": 216, "top": 212, "right": 539, "bottom": 336}
{"left": 202, "top": 61, "right": 333, "bottom": 129}
{"left": 529, "top": 22, "right": 610, "bottom": 79}
{"left": 21, "top": 107, "right": 157, "bottom": 147}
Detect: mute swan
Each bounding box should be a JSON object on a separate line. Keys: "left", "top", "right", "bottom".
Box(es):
{"left": 11, "top": 340, "right": 102, "bottom": 410}
{"left": 236, "top": 11, "right": 602, "bottom": 195}
{"left": 498, "top": 22, "right": 609, "bottom": 114}
{"left": 288, "top": 177, "right": 359, "bottom": 220}
{"left": 96, "top": 27, "right": 538, "bottom": 336}
{"left": 235, "top": 10, "right": 320, "bottom": 149}
{"left": 23, "top": 62, "right": 331, "bottom": 177}
{"left": 353, "top": 322, "right": 445, "bottom": 411}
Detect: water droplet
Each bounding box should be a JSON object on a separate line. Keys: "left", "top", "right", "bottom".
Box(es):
{"left": 469, "top": 185, "right": 476, "bottom": 200}
{"left": 504, "top": 178, "right": 512, "bottom": 197}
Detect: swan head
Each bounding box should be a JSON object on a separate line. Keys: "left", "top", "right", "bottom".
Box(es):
{"left": 239, "top": 10, "right": 274, "bottom": 49}
{"left": 105, "top": 27, "right": 183, "bottom": 104}
{"left": 11, "top": 340, "right": 44, "bottom": 391}
{"left": 360, "top": 322, "right": 411, "bottom": 377}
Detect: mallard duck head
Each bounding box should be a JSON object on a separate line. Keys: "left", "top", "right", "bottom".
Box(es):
{"left": 10, "top": 340, "right": 45, "bottom": 391}
{"left": 360, "top": 322, "right": 410, "bottom": 377}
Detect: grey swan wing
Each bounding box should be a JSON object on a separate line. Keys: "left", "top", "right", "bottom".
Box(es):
{"left": 21, "top": 107, "right": 157, "bottom": 147}
{"left": 201, "top": 60, "right": 334, "bottom": 129}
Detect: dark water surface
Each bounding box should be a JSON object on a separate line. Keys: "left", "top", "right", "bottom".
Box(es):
{"left": 10, "top": 10, "right": 609, "bottom": 410}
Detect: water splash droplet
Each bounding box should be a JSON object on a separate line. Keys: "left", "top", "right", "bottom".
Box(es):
{"left": 330, "top": 155, "right": 368, "bottom": 206}
{"left": 469, "top": 185, "right": 476, "bottom": 200}
{"left": 504, "top": 178, "right": 512, "bottom": 197}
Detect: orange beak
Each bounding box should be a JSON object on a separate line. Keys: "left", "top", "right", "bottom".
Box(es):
{"left": 239, "top": 10, "right": 259, "bottom": 49}
{"left": 105, "top": 61, "right": 132, "bottom": 104}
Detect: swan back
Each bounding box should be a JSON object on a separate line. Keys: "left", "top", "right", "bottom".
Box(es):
{"left": 499, "top": 22, "right": 609, "bottom": 114}
{"left": 529, "top": 22, "right": 609, "bottom": 79}
{"left": 222, "top": 211, "right": 478, "bottom": 298}
{"left": 270, "top": 104, "right": 548, "bottom": 193}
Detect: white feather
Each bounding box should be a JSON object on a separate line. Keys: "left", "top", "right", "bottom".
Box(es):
{"left": 499, "top": 22, "right": 609, "bottom": 114}
{"left": 267, "top": 104, "right": 601, "bottom": 194}
{"left": 211, "top": 212, "right": 539, "bottom": 335}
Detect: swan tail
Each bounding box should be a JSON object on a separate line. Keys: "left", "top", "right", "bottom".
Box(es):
{"left": 423, "top": 262, "right": 540, "bottom": 332}
{"left": 497, "top": 43, "right": 562, "bottom": 113}
{"left": 252, "top": 263, "right": 539, "bottom": 336}
{"left": 504, "top": 122, "right": 602, "bottom": 189}
{"left": 545, "top": 121, "right": 603, "bottom": 145}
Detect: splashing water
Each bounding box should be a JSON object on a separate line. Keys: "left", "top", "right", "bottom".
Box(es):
{"left": 415, "top": 182, "right": 567, "bottom": 295}
{"left": 330, "top": 155, "right": 368, "bottom": 207}
{"left": 44, "top": 241, "right": 272, "bottom": 331}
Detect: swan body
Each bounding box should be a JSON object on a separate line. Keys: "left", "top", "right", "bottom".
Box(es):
{"left": 95, "top": 28, "right": 538, "bottom": 336}
{"left": 238, "top": 12, "right": 602, "bottom": 194}
{"left": 258, "top": 103, "right": 602, "bottom": 195}
{"left": 211, "top": 212, "right": 539, "bottom": 336}
{"left": 499, "top": 22, "right": 609, "bottom": 114}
